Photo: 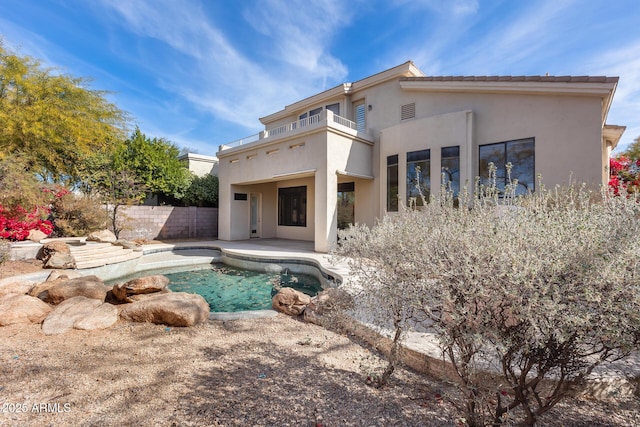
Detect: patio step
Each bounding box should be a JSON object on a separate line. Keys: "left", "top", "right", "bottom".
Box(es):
{"left": 68, "top": 243, "right": 143, "bottom": 270}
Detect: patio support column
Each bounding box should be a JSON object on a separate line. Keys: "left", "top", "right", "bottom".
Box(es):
{"left": 314, "top": 167, "right": 337, "bottom": 252}
{"left": 218, "top": 180, "right": 232, "bottom": 241}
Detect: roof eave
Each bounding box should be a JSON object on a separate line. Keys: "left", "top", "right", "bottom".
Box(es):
{"left": 399, "top": 78, "right": 619, "bottom": 125}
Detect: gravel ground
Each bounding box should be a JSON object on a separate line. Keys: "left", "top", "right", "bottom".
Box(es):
{"left": 1, "top": 316, "right": 639, "bottom": 427}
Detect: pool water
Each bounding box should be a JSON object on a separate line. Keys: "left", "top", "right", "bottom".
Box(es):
{"left": 158, "top": 264, "right": 322, "bottom": 312}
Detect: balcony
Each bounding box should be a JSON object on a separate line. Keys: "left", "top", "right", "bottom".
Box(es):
{"left": 218, "top": 110, "right": 371, "bottom": 153}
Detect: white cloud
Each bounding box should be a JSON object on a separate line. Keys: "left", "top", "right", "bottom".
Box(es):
{"left": 98, "top": 0, "right": 353, "bottom": 139}
{"left": 589, "top": 41, "right": 640, "bottom": 151}
{"left": 445, "top": 0, "right": 578, "bottom": 74}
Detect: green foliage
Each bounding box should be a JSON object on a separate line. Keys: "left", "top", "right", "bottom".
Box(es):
{"left": 114, "top": 128, "right": 192, "bottom": 200}
{"left": 0, "top": 42, "right": 128, "bottom": 182}
{"left": 182, "top": 174, "right": 218, "bottom": 207}
{"left": 622, "top": 135, "right": 640, "bottom": 161}
{"left": 335, "top": 166, "right": 640, "bottom": 426}
{"left": 50, "top": 192, "right": 106, "bottom": 237}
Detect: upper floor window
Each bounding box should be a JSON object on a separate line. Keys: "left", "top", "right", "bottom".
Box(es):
{"left": 407, "top": 149, "right": 430, "bottom": 207}
{"left": 299, "top": 104, "right": 340, "bottom": 125}
{"left": 354, "top": 101, "right": 366, "bottom": 133}
{"left": 479, "top": 138, "right": 535, "bottom": 195}
{"left": 326, "top": 103, "right": 340, "bottom": 116}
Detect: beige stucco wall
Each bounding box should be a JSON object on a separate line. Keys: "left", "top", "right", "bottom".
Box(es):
{"left": 180, "top": 154, "right": 219, "bottom": 177}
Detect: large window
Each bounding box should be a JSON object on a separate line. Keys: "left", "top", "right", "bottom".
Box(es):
{"left": 337, "top": 182, "right": 355, "bottom": 230}
{"left": 278, "top": 186, "right": 307, "bottom": 226}
{"left": 387, "top": 155, "right": 399, "bottom": 212}
{"left": 441, "top": 146, "right": 460, "bottom": 197}
{"left": 479, "top": 138, "right": 535, "bottom": 195}
{"left": 407, "top": 149, "right": 430, "bottom": 207}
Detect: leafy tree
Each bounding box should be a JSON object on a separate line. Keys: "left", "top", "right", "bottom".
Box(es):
{"left": 622, "top": 135, "right": 640, "bottom": 160}
{"left": 0, "top": 42, "right": 128, "bottom": 182}
{"left": 72, "top": 148, "right": 146, "bottom": 238}
{"left": 114, "top": 128, "right": 192, "bottom": 201}
{"left": 97, "top": 169, "right": 147, "bottom": 238}
{"left": 182, "top": 174, "right": 218, "bottom": 207}
{"left": 335, "top": 165, "right": 640, "bottom": 426}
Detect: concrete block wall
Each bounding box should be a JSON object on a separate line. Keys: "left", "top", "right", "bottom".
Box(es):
{"left": 116, "top": 206, "right": 218, "bottom": 240}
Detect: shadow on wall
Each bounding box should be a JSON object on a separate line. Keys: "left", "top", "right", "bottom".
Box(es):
{"left": 116, "top": 206, "right": 218, "bottom": 241}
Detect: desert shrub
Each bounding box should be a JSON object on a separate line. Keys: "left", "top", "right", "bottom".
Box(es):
{"left": 50, "top": 192, "right": 107, "bottom": 237}
{"left": 334, "top": 164, "right": 640, "bottom": 426}
{"left": 0, "top": 154, "right": 48, "bottom": 213}
{"left": 0, "top": 239, "right": 10, "bottom": 264}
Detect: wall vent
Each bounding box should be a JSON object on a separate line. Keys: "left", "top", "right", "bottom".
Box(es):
{"left": 401, "top": 102, "right": 416, "bottom": 120}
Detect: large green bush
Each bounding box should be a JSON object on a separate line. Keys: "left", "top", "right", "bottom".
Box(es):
{"left": 182, "top": 174, "right": 218, "bottom": 207}
{"left": 335, "top": 164, "right": 640, "bottom": 426}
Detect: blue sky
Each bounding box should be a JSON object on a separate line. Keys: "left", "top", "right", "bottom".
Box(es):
{"left": 1, "top": 0, "right": 639, "bottom": 155}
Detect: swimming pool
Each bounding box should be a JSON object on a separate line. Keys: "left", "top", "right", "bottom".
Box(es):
{"left": 111, "top": 263, "right": 323, "bottom": 312}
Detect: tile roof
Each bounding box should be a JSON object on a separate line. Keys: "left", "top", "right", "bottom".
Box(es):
{"left": 400, "top": 75, "right": 618, "bottom": 83}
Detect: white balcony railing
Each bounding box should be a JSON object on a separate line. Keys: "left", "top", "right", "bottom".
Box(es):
{"left": 219, "top": 110, "right": 361, "bottom": 152}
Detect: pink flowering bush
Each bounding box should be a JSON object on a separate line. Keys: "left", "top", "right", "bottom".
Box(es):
{"left": 0, "top": 187, "right": 69, "bottom": 241}
{"left": 609, "top": 155, "right": 640, "bottom": 195}
{"left": 0, "top": 204, "right": 54, "bottom": 241}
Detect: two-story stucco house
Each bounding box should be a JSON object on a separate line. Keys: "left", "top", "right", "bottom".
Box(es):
{"left": 216, "top": 61, "right": 625, "bottom": 252}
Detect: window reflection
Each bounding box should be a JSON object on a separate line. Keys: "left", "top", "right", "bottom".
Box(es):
{"left": 406, "top": 149, "right": 430, "bottom": 207}
{"left": 441, "top": 146, "right": 460, "bottom": 197}
{"left": 479, "top": 138, "right": 534, "bottom": 195}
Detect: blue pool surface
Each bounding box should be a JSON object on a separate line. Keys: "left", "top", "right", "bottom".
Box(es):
{"left": 112, "top": 264, "right": 322, "bottom": 312}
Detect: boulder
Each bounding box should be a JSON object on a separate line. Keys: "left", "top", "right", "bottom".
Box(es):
{"left": 0, "top": 280, "right": 34, "bottom": 297}
{"left": 40, "top": 241, "right": 76, "bottom": 269}
{"left": 47, "top": 269, "right": 83, "bottom": 281}
{"left": 127, "top": 289, "right": 171, "bottom": 302}
{"left": 87, "top": 229, "right": 117, "bottom": 243}
{"left": 303, "top": 288, "right": 353, "bottom": 325}
{"left": 112, "top": 275, "right": 170, "bottom": 303}
{"left": 42, "top": 296, "right": 117, "bottom": 335}
{"left": 72, "top": 301, "right": 118, "bottom": 331}
{"left": 41, "top": 275, "right": 107, "bottom": 304}
{"left": 29, "top": 278, "right": 65, "bottom": 298}
{"left": 119, "top": 292, "right": 210, "bottom": 327}
{"left": 272, "top": 287, "right": 311, "bottom": 316}
{"left": 0, "top": 294, "right": 52, "bottom": 326}
{"left": 27, "top": 229, "right": 48, "bottom": 242}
